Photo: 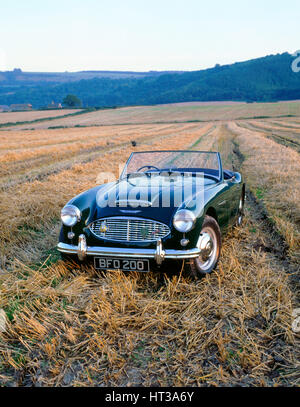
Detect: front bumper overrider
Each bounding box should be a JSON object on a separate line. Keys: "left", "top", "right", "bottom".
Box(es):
{"left": 57, "top": 234, "right": 201, "bottom": 265}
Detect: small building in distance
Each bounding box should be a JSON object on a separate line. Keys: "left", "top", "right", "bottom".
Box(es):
{"left": 47, "top": 101, "right": 62, "bottom": 109}
{"left": 10, "top": 103, "right": 33, "bottom": 111}
{"left": 0, "top": 105, "right": 10, "bottom": 112}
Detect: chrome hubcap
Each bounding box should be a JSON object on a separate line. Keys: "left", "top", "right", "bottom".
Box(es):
{"left": 198, "top": 232, "right": 213, "bottom": 261}
{"left": 195, "top": 227, "right": 218, "bottom": 272}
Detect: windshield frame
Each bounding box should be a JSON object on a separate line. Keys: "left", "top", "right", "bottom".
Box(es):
{"left": 120, "top": 150, "right": 223, "bottom": 182}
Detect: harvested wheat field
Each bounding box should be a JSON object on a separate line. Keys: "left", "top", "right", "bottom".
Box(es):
{"left": 0, "top": 109, "right": 82, "bottom": 126}
{"left": 0, "top": 103, "right": 299, "bottom": 387}
{"left": 2, "top": 100, "right": 300, "bottom": 130}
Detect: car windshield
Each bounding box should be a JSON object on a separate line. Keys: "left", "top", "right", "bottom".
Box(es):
{"left": 121, "top": 150, "right": 222, "bottom": 181}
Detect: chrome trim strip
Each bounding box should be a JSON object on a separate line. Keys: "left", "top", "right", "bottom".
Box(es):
{"left": 119, "top": 209, "right": 141, "bottom": 214}
{"left": 115, "top": 199, "right": 152, "bottom": 207}
{"left": 57, "top": 242, "right": 201, "bottom": 260}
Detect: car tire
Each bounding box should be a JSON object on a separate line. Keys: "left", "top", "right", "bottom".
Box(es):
{"left": 185, "top": 215, "right": 222, "bottom": 278}
{"left": 236, "top": 189, "right": 245, "bottom": 226}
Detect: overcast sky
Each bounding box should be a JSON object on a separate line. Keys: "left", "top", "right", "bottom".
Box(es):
{"left": 0, "top": 0, "right": 299, "bottom": 72}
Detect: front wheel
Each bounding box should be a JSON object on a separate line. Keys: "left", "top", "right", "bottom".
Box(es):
{"left": 185, "top": 215, "right": 222, "bottom": 278}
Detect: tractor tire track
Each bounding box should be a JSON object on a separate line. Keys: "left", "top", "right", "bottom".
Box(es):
{"left": 236, "top": 121, "right": 300, "bottom": 153}
{"left": 226, "top": 122, "right": 299, "bottom": 294}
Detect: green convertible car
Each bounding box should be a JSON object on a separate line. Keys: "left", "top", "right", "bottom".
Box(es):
{"left": 58, "top": 150, "right": 245, "bottom": 277}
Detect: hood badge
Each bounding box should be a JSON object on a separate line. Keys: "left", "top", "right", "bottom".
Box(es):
{"left": 100, "top": 222, "right": 108, "bottom": 233}
{"left": 140, "top": 227, "right": 149, "bottom": 239}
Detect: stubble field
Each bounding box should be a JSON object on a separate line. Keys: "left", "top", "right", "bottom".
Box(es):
{"left": 0, "top": 102, "right": 299, "bottom": 387}
{"left": 1, "top": 100, "right": 300, "bottom": 130}
{"left": 0, "top": 109, "right": 82, "bottom": 125}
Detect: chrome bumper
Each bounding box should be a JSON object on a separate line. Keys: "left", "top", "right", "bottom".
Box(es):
{"left": 57, "top": 234, "right": 201, "bottom": 265}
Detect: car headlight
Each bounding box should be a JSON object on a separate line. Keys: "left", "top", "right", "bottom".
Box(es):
{"left": 61, "top": 205, "right": 81, "bottom": 227}
{"left": 173, "top": 209, "right": 196, "bottom": 233}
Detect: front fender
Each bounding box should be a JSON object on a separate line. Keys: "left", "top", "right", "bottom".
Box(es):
{"left": 60, "top": 183, "right": 111, "bottom": 244}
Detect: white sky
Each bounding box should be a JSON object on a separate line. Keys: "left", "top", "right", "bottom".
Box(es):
{"left": 0, "top": 0, "right": 299, "bottom": 72}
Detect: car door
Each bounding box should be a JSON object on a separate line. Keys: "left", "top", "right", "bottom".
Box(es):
{"left": 225, "top": 177, "right": 241, "bottom": 225}
{"left": 215, "top": 181, "right": 232, "bottom": 230}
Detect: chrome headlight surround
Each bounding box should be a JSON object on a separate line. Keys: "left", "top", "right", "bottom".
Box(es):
{"left": 61, "top": 205, "right": 81, "bottom": 227}
{"left": 173, "top": 209, "right": 196, "bottom": 233}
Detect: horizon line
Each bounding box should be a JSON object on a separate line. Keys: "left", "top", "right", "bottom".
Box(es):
{"left": 1, "top": 51, "right": 294, "bottom": 75}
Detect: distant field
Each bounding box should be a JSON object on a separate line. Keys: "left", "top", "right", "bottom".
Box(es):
{"left": 1, "top": 101, "right": 300, "bottom": 130}
{"left": 0, "top": 109, "right": 82, "bottom": 125}
{"left": 0, "top": 103, "right": 299, "bottom": 387}
{"left": 0, "top": 122, "right": 207, "bottom": 189}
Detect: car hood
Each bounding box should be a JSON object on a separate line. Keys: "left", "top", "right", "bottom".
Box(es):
{"left": 83, "top": 174, "right": 210, "bottom": 226}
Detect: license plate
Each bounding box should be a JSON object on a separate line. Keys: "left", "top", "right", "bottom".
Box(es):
{"left": 94, "top": 257, "right": 150, "bottom": 272}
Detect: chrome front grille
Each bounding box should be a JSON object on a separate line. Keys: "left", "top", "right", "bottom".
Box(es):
{"left": 89, "top": 216, "right": 170, "bottom": 242}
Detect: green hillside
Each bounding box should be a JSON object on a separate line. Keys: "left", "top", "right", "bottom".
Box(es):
{"left": 0, "top": 52, "right": 299, "bottom": 108}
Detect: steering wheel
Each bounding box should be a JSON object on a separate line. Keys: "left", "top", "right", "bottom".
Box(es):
{"left": 137, "top": 165, "right": 160, "bottom": 172}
